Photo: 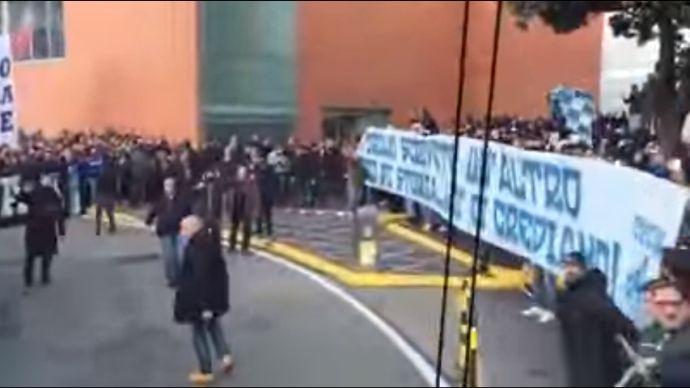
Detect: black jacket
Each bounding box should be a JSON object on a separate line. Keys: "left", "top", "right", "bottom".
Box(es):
{"left": 661, "top": 324, "right": 690, "bottom": 387}
{"left": 557, "top": 269, "right": 638, "bottom": 387}
{"left": 15, "top": 185, "right": 66, "bottom": 257}
{"left": 146, "top": 193, "right": 191, "bottom": 236}
{"left": 96, "top": 162, "right": 118, "bottom": 198}
{"left": 295, "top": 149, "right": 319, "bottom": 181}
{"left": 174, "top": 223, "right": 229, "bottom": 323}
{"left": 322, "top": 148, "right": 345, "bottom": 182}
{"left": 257, "top": 162, "right": 278, "bottom": 200}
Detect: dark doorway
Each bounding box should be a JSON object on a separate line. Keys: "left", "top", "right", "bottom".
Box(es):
{"left": 321, "top": 106, "right": 391, "bottom": 144}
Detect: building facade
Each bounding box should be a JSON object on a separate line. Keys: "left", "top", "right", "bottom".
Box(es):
{"left": 11, "top": 1, "right": 607, "bottom": 143}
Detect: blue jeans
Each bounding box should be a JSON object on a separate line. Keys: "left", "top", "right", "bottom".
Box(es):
{"left": 192, "top": 318, "right": 231, "bottom": 374}
{"left": 533, "top": 266, "right": 557, "bottom": 310}
{"left": 159, "top": 235, "right": 179, "bottom": 285}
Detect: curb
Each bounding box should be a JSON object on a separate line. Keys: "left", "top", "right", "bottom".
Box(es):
{"left": 252, "top": 239, "right": 522, "bottom": 291}
{"left": 105, "top": 210, "right": 524, "bottom": 291}
{"left": 382, "top": 220, "right": 526, "bottom": 290}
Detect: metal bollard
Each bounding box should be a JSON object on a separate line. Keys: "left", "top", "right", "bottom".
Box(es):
{"left": 354, "top": 204, "right": 378, "bottom": 268}
{"left": 466, "top": 326, "right": 479, "bottom": 387}
{"left": 457, "top": 279, "right": 479, "bottom": 387}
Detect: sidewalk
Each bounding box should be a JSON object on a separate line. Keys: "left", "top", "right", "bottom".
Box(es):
{"left": 274, "top": 209, "right": 468, "bottom": 275}
{"left": 266, "top": 208, "right": 525, "bottom": 290}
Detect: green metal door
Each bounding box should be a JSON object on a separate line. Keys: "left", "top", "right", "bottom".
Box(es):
{"left": 200, "top": 1, "right": 296, "bottom": 142}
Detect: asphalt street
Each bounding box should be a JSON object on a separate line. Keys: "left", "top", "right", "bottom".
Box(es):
{"left": 0, "top": 219, "right": 428, "bottom": 387}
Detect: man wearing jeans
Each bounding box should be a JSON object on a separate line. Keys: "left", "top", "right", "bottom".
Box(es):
{"left": 175, "top": 216, "right": 234, "bottom": 384}
{"left": 146, "top": 177, "right": 191, "bottom": 288}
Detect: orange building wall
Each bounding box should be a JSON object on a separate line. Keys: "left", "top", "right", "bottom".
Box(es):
{"left": 297, "top": 1, "right": 462, "bottom": 141}
{"left": 13, "top": 1, "right": 199, "bottom": 142}
{"left": 297, "top": 1, "right": 604, "bottom": 140}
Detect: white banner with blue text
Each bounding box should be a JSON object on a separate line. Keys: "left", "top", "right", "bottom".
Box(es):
{"left": 357, "top": 127, "right": 690, "bottom": 319}
{"left": 0, "top": 35, "right": 16, "bottom": 148}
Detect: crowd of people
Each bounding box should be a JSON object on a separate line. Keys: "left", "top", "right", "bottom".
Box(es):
{"left": 4, "top": 108, "right": 690, "bottom": 386}
{"left": 406, "top": 109, "right": 690, "bottom": 387}
{"left": 0, "top": 128, "right": 358, "bottom": 220}
{"left": 0, "top": 127, "right": 362, "bottom": 384}
{"left": 453, "top": 113, "right": 688, "bottom": 183}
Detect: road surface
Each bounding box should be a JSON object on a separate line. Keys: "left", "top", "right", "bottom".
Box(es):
{"left": 0, "top": 219, "right": 429, "bottom": 387}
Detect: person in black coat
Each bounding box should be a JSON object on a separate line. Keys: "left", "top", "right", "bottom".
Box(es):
{"left": 295, "top": 144, "right": 319, "bottom": 208}
{"left": 95, "top": 155, "right": 118, "bottom": 236}
{"left": 256, "top": 155, "right": 277, "bottom": 237}
{"left": 320, "top": 142, "right": 345, "bottom": 208}
{"left": 174, "top": 216, "right": 234, "bottom": 384}
{"left": 14, "top": 177, "right": 66, "bottom": 290}
{"left": 218, "top": 145, "right": 240, "bottom": 222}
{"left": 146, "top": 176, "right": 192, "bottom": 287}
{"left": 229, "top": 163, "right": 258, "bottom": 253}
{"left": 557, "top": 252, "right": 638, "bottom": 387}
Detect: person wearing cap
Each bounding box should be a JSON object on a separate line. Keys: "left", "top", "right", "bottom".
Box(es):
{"left": 659, "top": 248, "right": 690, "bottom": 387}
{"left": 174, "top": 215, "right": 234, "bottom": 384}
{"left": 556, "top": 252, "right": 638, "bottom": 387}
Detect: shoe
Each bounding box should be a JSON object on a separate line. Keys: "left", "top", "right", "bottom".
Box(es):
{"left": 537, "top": 310, "right": 555, "bottom": 324}
{"left": 221, "top": 354, "right": 235, "bottom": 374}
{"left": 188, "top": 372, "right": 214, "bottom": 385}
{"left": 520, "top": 306, "right": 540, "bottom": 317}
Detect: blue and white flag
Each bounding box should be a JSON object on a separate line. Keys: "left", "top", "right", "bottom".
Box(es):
{"left": 549, "top": 86, "right": 596, "bottom": 146}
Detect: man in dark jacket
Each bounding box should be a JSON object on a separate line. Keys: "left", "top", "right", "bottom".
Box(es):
{"left": 229, "top": 163, "right": 258, "bottom": 253}
{"left": 95, "top": 155, "right": 118, "bottom": 236}
{"left": 146, "top": 177, "right": 191, "bottom": 288}
{"left": 129, "top": 144, "right": 151, "bottom": 207}
{"left": 557, "top": 252, "right": 639, "bottom": 387}
{"left": 295, "top": 144, "right": 319, "bottom": 208}
{"left": 77, "top": 154, "right": 94, "bottom": 215}
{"left": 320, "top": 141, "right": 345, "bottom": 208}
{"left": 218, "top": 144, "right": 240, "bottom": 222}
{"left": 15, "top": 176, "right": 66, "bottom": 292}
{"left": 174, "top": 216, "right": 233, "bottom": 385}
{"left": 256, "top": 155, "right": 277, "bottom": 238}
{"left": 660, "top": 248, "right": 690, "bottom": 387}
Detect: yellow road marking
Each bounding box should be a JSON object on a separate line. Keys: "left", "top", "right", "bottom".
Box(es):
{"left": 382, "top": 221, "right": 526, "bottom": 288}
{"left": 105, "top": 210, "right": 523, "bottom": 290}
{"left": 251, "top": 239, "right": 522, "bottom": 290}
